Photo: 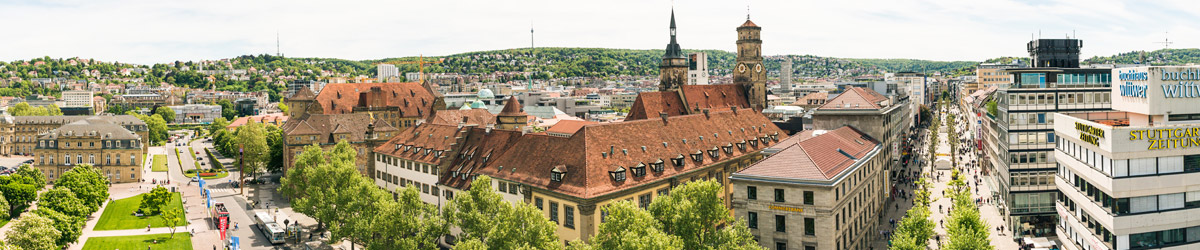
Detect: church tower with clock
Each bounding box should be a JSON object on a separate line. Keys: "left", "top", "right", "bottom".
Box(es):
{"left": 734, "top": 17, "right": 767, "bottom": 110}
{"left": 659, "top": 9, "right": 689, "bottom": 91}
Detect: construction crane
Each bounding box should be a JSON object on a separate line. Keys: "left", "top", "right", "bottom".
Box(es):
{"left": 375, "top": 54, "right": 443, "bottom": 83}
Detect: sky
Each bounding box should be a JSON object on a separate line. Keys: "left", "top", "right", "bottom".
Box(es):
{"left": 1, "top": 0, "right": 1197, "bottom": 65}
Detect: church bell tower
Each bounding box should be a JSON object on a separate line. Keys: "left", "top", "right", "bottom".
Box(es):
{"left": 734, "top": 17, "right": 766, "bottom": 110}
{"left": 659, "top": 9, "right": 689, "bottom": 91}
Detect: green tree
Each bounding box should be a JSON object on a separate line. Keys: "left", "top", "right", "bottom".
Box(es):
{"left": 53, "top": 164, "right": 110, "bottom": 209}
{"left": 986, "top": 100, "right": 998, "bottom": 117}
{"left": 279, "top": 144, "right": 325, "bottom": 201}
{"left": 45, "top": 104, "right": 62, "bottom": 116}
{"left": 14, "top": 164, "right": 47, "bottom": 188}
{"left": 289, "top": 142, "right": 361, "bottom": 231}
{"left": 235, "top": 122, "right": 269, "bottom": 179}
{"left": 139, "top": 186, "right": 171, "bottom": 215}
{"left": 648, "top": 180, "right": 761, "bottom": 250}
{"left": 38, "top": 187, "right": 89, "bottom": 218}
{"left": 446, "top": 175, "right": 561, "bottom": 250}
{"left": 278, "top": 102, "right": 289, "bottom": 114}
{"left": 217, "top": 99, "right": 237, "bottom": 120}
{"left": 159, "top": 206, "right": 184, "bottom": 238}
{"left": 209, "top": 117, "right": 230, "bottom": 135}
{"left": 4, "top": 213, "right": 60, "bottom": 250}
{"left": 370, "top": 186, "right": 448, "bottom": 250}
{"left": 155, "top": 106, "right": 176, "bottom": 123}
{"left": 148, "top": 114, "right": 168, "bottom": 145}
{"left": 266, "top": 125, "right": 284, "bottom": 173}
{"left": 0, "top": 180, "right": 36, "bottom": 216}
{"left": 328, "top": 181, "right": 387, "bottom": 250}
{"left": 32, "top": 208, "right": 85, "bottom": 247}
{"left": 571, "top": 201, "right": 683, "bottom": 250}
{"left": 944, "top": 172, "right": 993, "bottom": 250}
{"left": 7, "top": 102, "right": 32, "bottom": 116}
{"left": 0, "top": 192, "right": 9, "bottom": 221}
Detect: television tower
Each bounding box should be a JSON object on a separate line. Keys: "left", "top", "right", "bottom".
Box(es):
{"left": 276, "top": 32, "right": 281, "bottom": 57}
{"left": 528, "top": 22, "right": 535, "bottom": 90}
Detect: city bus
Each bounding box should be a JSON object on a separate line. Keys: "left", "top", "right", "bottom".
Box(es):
{"left": 253, "top": 212, "right": 286, "bottom": 244}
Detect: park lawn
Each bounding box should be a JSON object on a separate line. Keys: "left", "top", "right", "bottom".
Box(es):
{"left": 81, "top": 233, "right": 192, "bottom": 250}
{"left": 151, "top": 155, "right": 168, "bottom": 172}
{"left": 94, "top": 192, "right": 188, "bottom": 231}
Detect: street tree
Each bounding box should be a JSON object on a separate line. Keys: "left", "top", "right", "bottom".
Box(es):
{"left": 0, "top": 179, "right": 36, "bottom": 216}
{"left": 370, "top": 186, "right": 448, "bottom": 250}
{"left": 159, "top": 206, "right": 184, "bottom": 238}
{"left": 32, "top": 208, "right": 85, "bottom": 247}
{"left": 14, "top": 164, "right": 46, "bottom": 188}
{"left": 446, "top": 175, "right": 561, "bottom": 250}
{"left": 53, "top": 164, "right": 110, "bottom": 209}
{"left": 0, "top": 192, "right": 8, "bottom": 221}
{"left": 139, "top": 186, "right": 171, "bottom": 215}
{"left": 291, "top": 141, "right": 362, "bottom": 231}
{"left": 45, "top": 104, "right": 62, "bottom": 116}
{"left": 328, "top": 181, "right": 387, "bottom": 250}
{"left": 155, "top": 106, "right": 176, "bottom": 123}
{"left": 570, "top": 200, "right": 682, "bottom": 250}
{"left": 279, "top": 144, "right": 326, "bottom": 201}
{"left": 235, "top": 122, "right": 269, "bottom": 179}
{"left": 266, "top": 125, "right": 284, "bottom": 173}
{"left": 647, "top": 180, "right": 762, "bottom": 250}
{"left": 5, "top": 213, "right": 61, "bottom": 250}
{"left": 209, "top": 117, "right": 230, "bottom": 135}
{"left": 38, "top": 187, "right": 89, "bottom": 218}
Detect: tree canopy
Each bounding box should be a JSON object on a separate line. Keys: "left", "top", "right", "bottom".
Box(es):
{"left": 647, "top": 180, "right": 761, "bottom": 250}
{"left": 53, "top": 164, "right": 110, "bottom": 209}
{"left": 154, "top": 106, "right": 176, "bottom": 123}
{"left": 5, "top": 213, "right": 60, "bottom": 250}
{"left": 447, "top": 175, "right": 561, "bottom": 250}
{"left": 139, "top": 186, "right": 172, "bottom": 215}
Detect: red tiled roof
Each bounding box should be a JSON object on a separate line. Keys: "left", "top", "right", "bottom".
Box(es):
{"left": 289, "top": 87, "right": 315, "bottom": 100}
{"left": 545, "top": 120, "right": 598, "bottom": 135}
{"left": 679, "top": 84, "right": 750, "bottom": 113}
{"left": 740, "top": 19, "right": 758, "bottom": 27}
{"left": 429, "top": 109, "right": 496, "bottom": 126}
{"left": 374, "top": 123, "right": 465, "bottom": 165}
{"left": 625, "top": 91, "right": 686, "bottom": 120}
{"left": 818, "top": 87, "right": 888, "bottom": 110}
{"left": 314, "top": 82, "right": 436, "bottom": 118}
{"left": 498, "top": 96, "right": 525, "bottom": 117}
{"left": 280, "top": 113, "right": 373, "bottom": 142}
{"left": 227, "top": 114, "right": 289, "bottom": 129}
{"left": 736, "top": 126, "right": 879, "bottom": 181}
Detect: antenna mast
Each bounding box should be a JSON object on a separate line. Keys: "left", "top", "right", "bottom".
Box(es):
{"left": 1155, "top": 31, "right": 1173, "bottom": 49}
{"left": 529, "top": 21, "right": 535, "bottom": 90}
{"left": 276, "top": 32, "right": 281, "bottom": 57}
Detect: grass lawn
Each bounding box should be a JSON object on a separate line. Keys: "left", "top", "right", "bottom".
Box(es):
{"left": 183, "top": 171, "right": 229, "bottom": 179}
{"left": 151, "top": 155, "right": 168, "bottom": 172}
{"left": 82, "top": 233, "right": 192, "bottom": 250}
{"left": 94, "top": 192, "right": 188, "bottom": 231}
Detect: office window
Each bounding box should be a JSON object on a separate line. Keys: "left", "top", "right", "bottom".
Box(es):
{"left": 775, "top": 215, "right": 786, "bottom": 232}
{"left": 564, "top": 205, "right": 575, "bottom": 229}
{"left": 805, "top": 218, "right": 815, "bottom": 235}
{"left": 775, "top": 189, "right": 785, "bottom": 202}
{"left": 747, "top": 186, "right": 757, "bottom": 200}
{"left": 775, "top": 242, "right": 786, "bottom": 250}
{"left": 549, "top": 201, "right": 559, "bottom": 224}
{"left": 748, "top": 212, "right": 758, "bottom": 229}
{"left": 803, "top": 191, "right": 814, "bottom": 205}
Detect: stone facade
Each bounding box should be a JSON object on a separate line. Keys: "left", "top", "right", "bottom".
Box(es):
{"left": 29, "top": 116, "right": 147, "bottom": 184}
{"left": 0, "top": 115, "right": 148, "bottom": 156}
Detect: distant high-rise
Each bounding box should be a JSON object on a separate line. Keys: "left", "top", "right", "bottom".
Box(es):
{"left": 377, "top": 64, "right": 399, "bottom": 82}
{"left": 781, "top": 58, "right": 793, "bottom": 92}
{"left": 1027, "top": 39, "right": 1082, "bottom": 68}
{"left": 688, "top": 52, "right": 709, "bottom": 85}
{"left": 658, "top": 9, "right": 689, "bottom": 91}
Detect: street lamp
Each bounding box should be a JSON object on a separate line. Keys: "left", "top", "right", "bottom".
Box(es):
{"left": 239, "top": 146, "right": 244, "bottom": 195}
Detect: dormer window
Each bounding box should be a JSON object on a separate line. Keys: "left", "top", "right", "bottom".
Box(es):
{"left": 404, "top": 145, "right": 411, "bottom": 152}
{"left": 609, "top": 166, "right": 626, "bottom": 182}
{"left": 413, "top": 147, "right": 422, "bottom": 154}
{"left": 759, "top": 136, "right": 770, "bottom": 144}
{"left": 434, "top": 150, "right": 443, "bottom": 158}
{"left": 690, "top": 150, "right": 704, "bottom": 162}
{"left": 551, "top": 166, "right": 567, "bottom": 182}
{"left": 631, "top": 163, "right": 646, "bottom": 177}
{"left": 722, "top": 143, "right": 734, "bottom": 154}
{"left": 707, "top": 147, "right": 720, "bottom": 158}
{"left": 770, "top": 132, "right": 779, "bottom": 141}
{"left": 423, "top": 149, "right": 431, "bottom": 156}
{"left": 651, "top": 159, "right": 665, "bottom": 172}
{"left": 748, "top": 138, "right": 758, "bottom": 147}
{"left": 736, "top": 141, "right": 746, "bottom": 150}
{"left": 671, "top": 154, "right": 685, "bottom": 167}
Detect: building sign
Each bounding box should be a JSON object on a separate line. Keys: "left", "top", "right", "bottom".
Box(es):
{"left": 1076, "top": 122, "right": 1104, "bottom": 146}
{"left": 768, "top": 205, "right": 804, "bottom": 213}
{"left": 1129, "top": 127, "right": 1200, "bottom": 150}
{"left": 1119, "top": 70, "right": 1149, "bottom": 98}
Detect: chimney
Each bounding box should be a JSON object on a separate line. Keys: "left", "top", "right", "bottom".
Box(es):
{"left": 732, "top": 107, "right": 739, "bottom": 115}
{"left": 659, "top": 112, "right": 669, "bottom": 124}
{"left": 702, "top": 109, "right": 710, "bottom": 118}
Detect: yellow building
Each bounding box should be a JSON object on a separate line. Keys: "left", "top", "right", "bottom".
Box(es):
{"left": 0, "top": 114, "right": 148, "bottom": 157}
{"left": 31, "top": 116, "right": 147, "bottom": 184}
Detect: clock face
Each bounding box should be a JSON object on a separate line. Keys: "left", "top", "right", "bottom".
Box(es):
{"left": 754, "top": 64, "right": 763, "bottom": 73}
{"left": 737, "top": 64, "right": 747, "bottom": 73}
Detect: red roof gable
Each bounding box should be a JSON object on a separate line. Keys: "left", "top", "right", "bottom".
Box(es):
{"left": 679, "top": 84, "right": 750, "bottom": 113}
{"left": 818, "top": 87, "right": 888, "bottom": 110}
{"left": 625, "top": 91, "right": 686, "bottom": 120}
{"left": 314, "top": 82, "right": 436, "bottom": 118}
{"left": 737, "top": 126, "right": 879, "bottom": 181}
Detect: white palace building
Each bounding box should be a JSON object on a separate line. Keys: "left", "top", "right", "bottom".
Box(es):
{"left": 1054, "top": 66, "right": 1200, "bottom": 250}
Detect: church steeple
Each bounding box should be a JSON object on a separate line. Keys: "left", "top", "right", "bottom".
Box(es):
{"left": 664, "top": 9, "right": 683, "bottom": 59}
{"left": 658, "top": 8, "right": 689, "bottom": 91}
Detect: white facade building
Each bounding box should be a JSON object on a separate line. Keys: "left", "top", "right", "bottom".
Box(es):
{"left": 688, "top": 52, "right": 709, "bottom": 85}
{"left": 377, "top": 64, "right": 399, "bottom": 82}
{"left": 1054, "top": 66, "right": 1200, "bottom": 250}
{"left": 62, "top": 90, "right": 93, "bottom": 108}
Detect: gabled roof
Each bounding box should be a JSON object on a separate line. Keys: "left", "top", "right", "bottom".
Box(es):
{"left": 736, "top": 126, "right": 879, "bottom": 181}
{"left": 313, "top": 82, "right": 437, "bottom": 118}
{"left": 40, "top": 116, "right": 141, "bottom": 140}
{"left": 289, "top": 87, "right": 315, "bottom": 101}
{"left": 625, "top": 91, "right": 686, "bottom": 120}
{"left": 374, "top": 123, "right": 465, "bottom": 165}
{"left": 817, "top": 87, "right": 888, "bottom": 110}
{"left": 545, "top": 120, "right": 598, "bottom": 136}
{"left": 281, "top": 113, "right": 373, "bottom": 143}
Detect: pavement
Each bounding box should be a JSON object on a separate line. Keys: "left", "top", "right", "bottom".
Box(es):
{"left": 869, "top": 105, "right": 1022, "bottom": 250}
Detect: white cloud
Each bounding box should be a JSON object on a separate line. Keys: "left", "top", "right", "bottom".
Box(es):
{"left": 0, "top": 0, "right": 1194, "bottom": 64}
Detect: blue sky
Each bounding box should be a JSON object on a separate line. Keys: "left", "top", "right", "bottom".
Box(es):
{"left": 1, "top": 0, "right": 1195, "bottom": 64}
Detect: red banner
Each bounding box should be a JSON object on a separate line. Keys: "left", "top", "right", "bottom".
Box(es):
{"left": 219, "top": 217, "right": 228, "bottom": 240}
